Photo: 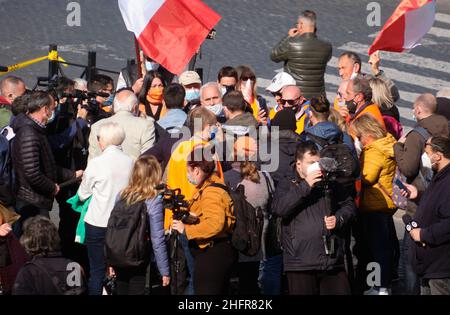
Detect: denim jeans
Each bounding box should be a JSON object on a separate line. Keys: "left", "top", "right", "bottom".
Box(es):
{"left": 85, "top": 223, "right": 107, "bottom": 295}
{"left": 259, "top": 254, "right": 283, "bottom": 295}
{"left": 13, "top": 199, "right": 50, "bottom": 238}
{"left": 399, "top": 230, "right": 420, "bottom": 295}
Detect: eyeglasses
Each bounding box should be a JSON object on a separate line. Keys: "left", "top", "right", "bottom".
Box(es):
{"left": 281, "top": 97, "right": 300, "bottom": 106}
{"left": 241, "top": 76, "right": 256, "bottom": 82}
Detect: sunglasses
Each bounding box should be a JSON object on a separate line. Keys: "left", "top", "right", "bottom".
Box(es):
{"left": 281, "top": 97, "right": 300, "bottom": 106}
{"left": 241, "top": 76, "right": 256, "bottom": 82}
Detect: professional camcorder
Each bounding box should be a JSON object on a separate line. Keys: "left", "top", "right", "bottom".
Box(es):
{"left": 155, "top": 184, "right": 197, "bottom": 224}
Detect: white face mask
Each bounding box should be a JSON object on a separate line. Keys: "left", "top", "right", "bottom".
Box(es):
{"left": 47, "top": 110, "right": 56, "bottom": 124}
{"left": 350, "top": 64, "right": 358, "bottom": 80}
{"left": 145, "top": 61, "right": 159, "bottom": 71}
{"left": 206, "top": 103, "right": 223, "bottom": 117}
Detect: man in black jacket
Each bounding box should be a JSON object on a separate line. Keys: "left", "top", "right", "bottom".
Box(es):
{"left": 272, "top": 141, "right": 355, "bottom": 294}
{"left": 401, "top": 136, "right": 450, "bottom": 295}
{"left": 11, "top": 91, "right": 82, "bottom": 237}
{"left": 271, "top": 10, "right": 332, "bottom": 99}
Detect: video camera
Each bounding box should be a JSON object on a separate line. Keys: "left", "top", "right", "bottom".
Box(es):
{"left": 155, "top": 184, "right": 193, "bottom": 223}
{"left": 61, "top": 89, "right": 109, "bottom": 116}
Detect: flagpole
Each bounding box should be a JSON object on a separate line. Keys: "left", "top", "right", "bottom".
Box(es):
{"left": 134, "top": 36, "right": 144, "bottom": 79}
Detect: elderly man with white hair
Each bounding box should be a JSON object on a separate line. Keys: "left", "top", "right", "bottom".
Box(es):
{"left": 200, "top": 82, "right": 226, "bottom": 123}
{"left": 78, "top": 122, "right": 134, "bottom": 295}
{"left": 88, "top": 88, "right": 155, "bottom": 160}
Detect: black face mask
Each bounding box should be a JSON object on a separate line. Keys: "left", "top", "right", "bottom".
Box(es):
{"left": 345, "top": 99, "right": 357, "bottom": 114}
{"left": 224, "top": 85, "right": 235, "bottom": 93}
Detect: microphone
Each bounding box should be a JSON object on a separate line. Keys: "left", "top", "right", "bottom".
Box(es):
{"left": 319, "top": 157, "right": 339, "bottom": 173}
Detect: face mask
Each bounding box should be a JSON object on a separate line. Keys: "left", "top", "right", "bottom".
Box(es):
{"left": 47, "top": 110, "right": 56, "bottom": 124}
{"left": 186, "top": 88, "right": 200, "bottom": 102}
{"left": 147, "top": 87, "right": 164, "bottom": 104}
{"left": 221, "top": 85, "right": 235, "bottom": 96}
{"left": 206, "top": 103, "right": 223, "bottom": 117}
{"left": 145, "top": 61, "right": 159, "bottom": 71}
{"left": 350, "top": 64, "right": 358, "bottom": 80}
{"left": 187, "top": 172, "right": 198, "bottom": 186}
{"left": 345, "top": 99, "right": 357, "bottom": 113}
{"left": 103, "top": 94, "right": 114, "bottom": 107}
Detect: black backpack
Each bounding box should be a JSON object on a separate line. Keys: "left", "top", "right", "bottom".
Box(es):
{"left": 208, "top": 183, "right": 264, "bottom": 257}
{"left": 305, "top": 132, "right": 359, "bottom": 188}
{"left": 105, "top": 199, "right": 150, "bottom": 268}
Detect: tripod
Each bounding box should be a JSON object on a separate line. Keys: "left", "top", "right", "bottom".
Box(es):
{"left": 322, "top": 181, "right": 336, "bottom": 257}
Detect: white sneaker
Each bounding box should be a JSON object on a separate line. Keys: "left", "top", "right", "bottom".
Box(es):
{"left": 364, "top": 287, "right": 390, "bottom": 295}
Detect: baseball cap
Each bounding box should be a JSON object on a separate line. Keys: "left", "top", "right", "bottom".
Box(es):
{"left": 266, "top": 72, "right": 296, "bottom": 93}
{"left": 179, "top": 71, "right": 202, "bottom": 86}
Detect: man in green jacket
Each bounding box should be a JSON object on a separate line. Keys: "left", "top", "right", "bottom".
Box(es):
{"left": 271, "top": 10, "right": 332, "bottom": 99}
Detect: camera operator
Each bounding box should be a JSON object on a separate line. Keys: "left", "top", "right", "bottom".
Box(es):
{"left": 45, "top": 78, "right": 91, "bottom": 268}
{"left": 86, "top": 78, "right": 113, "bottom": 123}
{"left": 171, "top": 146, "right": 237, "bottom": 295}
{"left": 272, "top": 141, "right": 355, "bottom": 295}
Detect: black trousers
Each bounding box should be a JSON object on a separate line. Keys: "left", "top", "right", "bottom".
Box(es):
{"left": 115, "top": 265, "right": 147, "bottom": 295}
{"left": 286, "top": 269, "right": 351, "bottom": 295}
{"left": 190, "top": 239, "right": 237, "bottom": 295}
{"left": 238, "top": 261, "right": 261, "bottom": 295}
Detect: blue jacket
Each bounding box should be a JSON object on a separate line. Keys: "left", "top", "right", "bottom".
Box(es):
{"left": 301, "top": 121, "right": 357, "bottom": 160}
{"left": 146, "top": 197, "right": 170, "bottom": 277}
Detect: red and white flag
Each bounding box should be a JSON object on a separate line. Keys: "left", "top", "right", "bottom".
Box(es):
{"left": 118, "top": 0, "right": 221, "bottom": 75}
{"left": 368, "top": 0, "right": 436, "bottom": 55}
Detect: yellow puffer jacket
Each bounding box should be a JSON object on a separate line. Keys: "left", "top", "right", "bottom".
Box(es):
{"left": 185, "top": 174, "right": 235, "bottom": 249}
{"left": 359, "top": 133, "right": 397, "bottom": 214}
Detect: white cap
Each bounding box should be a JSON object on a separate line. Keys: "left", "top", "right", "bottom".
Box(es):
{"left": 266, "top": 72, "right": 296, "bottom": 93}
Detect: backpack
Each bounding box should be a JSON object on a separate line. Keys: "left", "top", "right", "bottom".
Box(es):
{"left": 262, "top": 172, "right": 284, "bottom": 257}
{"left": 390, "top": 127, "right": 433, "bottom": 209}
{"left": 208, "top": 183, "right": 264, "bottom": 257}
{"left": 0, "top": 126, "right": 15, "bottom": 206}
{"left": 305, "top": 132, "right": 359, "bottom": 189}
{"left": 383, "top": 115, "right": 403, "bottom": 140}
{"left": 105, "top": 199, "right": 150, "bottom": 268}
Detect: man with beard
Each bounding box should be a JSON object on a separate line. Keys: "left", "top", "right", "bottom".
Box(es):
{"left": 400, "top": 136, "right": 450, "bottom": 295}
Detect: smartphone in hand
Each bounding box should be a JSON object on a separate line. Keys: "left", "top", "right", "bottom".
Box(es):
{"left": 394, "top": 178, "right": 410, "bottom": 195}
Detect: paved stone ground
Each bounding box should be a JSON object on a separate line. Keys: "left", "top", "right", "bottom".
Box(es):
{"left": 2, "top": 0, "right": 449, "bottom": 294}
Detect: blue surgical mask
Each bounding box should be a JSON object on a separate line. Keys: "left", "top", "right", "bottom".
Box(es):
{"left": 145, "top": 61, "right": 159, "bottom": 71}
{"left": 103, "top": 94, "right": 114, "bottom": 106}
{"left": 187, "top": 172, "right": 198, "bottom": 185}
{"left": 186, "top": 89, "right": 200, "bottom": 102}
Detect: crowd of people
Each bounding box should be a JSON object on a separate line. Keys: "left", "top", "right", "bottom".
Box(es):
{"left": 1, "top": 9, "right": 450, "bottom": 296}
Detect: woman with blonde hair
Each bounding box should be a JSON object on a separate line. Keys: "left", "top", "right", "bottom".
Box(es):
{"left": 369, "top": 77, "right": 402, "bottom": 139}
{"left": 109, "top": 155, "right": 170, "bottom": 295}
{"left": 349, "top": 114, "right": 399, "bottom": 295}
